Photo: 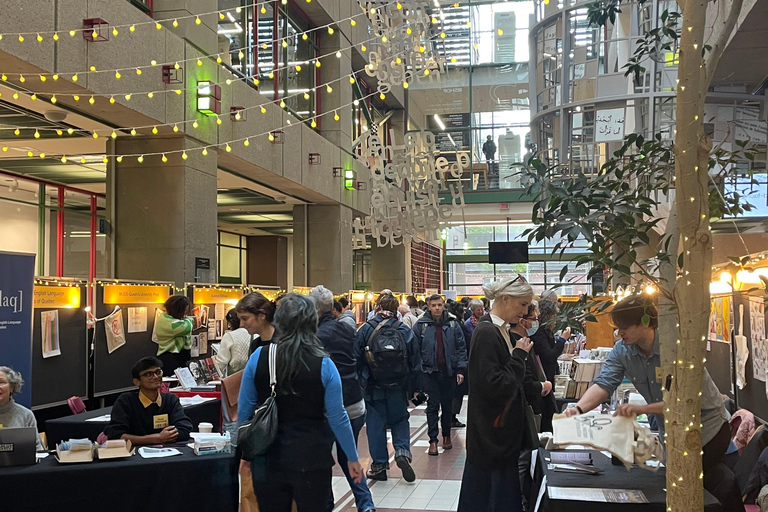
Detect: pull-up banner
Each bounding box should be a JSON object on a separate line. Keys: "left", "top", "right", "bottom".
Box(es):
{"left": 0, "top": 252, "right": 35, "bottom": 407}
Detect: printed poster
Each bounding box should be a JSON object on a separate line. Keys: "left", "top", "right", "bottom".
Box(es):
{"left": 751, "top": 297, "right": 767, "bottom": 381}
{"left": 200, "top": 305, "right": 209, "bottom": 328}
{"left": 105, "top": 310, "right": 126, "bottom": 354}
{"left": 215, "top": 319, "right": 224, "bottom": 339}
{"left": 127, "top": 307, "right": 147, "bottom": 333}
{"left": 709, "top": 296, "right": 733, "bottom": 343}
{"left": 215, "top": 303, "right": 225, "bottom": 320}
{"left": 40, "top": 310, "right": 61, "bottom": 358}
{"left": 199, "top": 331, "right": 208, "bottom": 354}
{"left": 190, "top": 334, "right": 200, "bottom": 357}
{"left": 151, "top": 308, "right": 162, "bottom": 343}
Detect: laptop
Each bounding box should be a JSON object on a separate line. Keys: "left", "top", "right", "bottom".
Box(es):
{"left": 0, "top": 427, "right": 37, "bottom": 467}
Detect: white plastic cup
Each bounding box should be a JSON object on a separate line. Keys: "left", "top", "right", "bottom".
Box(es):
{"left": 198, "top": 422, "right": 213, "bottom": 433}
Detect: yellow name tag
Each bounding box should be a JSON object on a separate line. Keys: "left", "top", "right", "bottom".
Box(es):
{"left": 153, "top": 414, "right": 169, "bottom": 429}
{"left": 655, "top": 367, "right": 662, "bottom": 383}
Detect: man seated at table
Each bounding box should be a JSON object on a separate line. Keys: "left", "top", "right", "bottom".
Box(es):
{"left": 564, "top": 295, "right": 743, "bottom": 512}
{"left": 104, "top": 357, "right": 192, "bottom": 445}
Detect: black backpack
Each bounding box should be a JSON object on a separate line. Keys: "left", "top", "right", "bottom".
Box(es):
{"left": 365, "top": 318, "right": 410, "bottom": 388}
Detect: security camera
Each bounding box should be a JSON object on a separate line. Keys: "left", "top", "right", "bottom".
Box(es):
{"left": 44, "top": 110, "right": 68, "bottom": 123}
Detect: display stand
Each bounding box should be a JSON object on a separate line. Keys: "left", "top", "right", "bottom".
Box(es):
{"left": 31, "top": 278, "right": 88, "bottom": 409}
{"left": 186, "top": 283, "right": 248, "bottom": 360}
{"left": 350, "top": 290, "right": 373, "bottom": 325}
{"left": 92, "top": 279, "right": 174, "bottom": 397}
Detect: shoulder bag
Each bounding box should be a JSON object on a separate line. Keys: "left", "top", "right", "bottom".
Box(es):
{"left": 237, "top": 343, "right": 278, "bottom": 461}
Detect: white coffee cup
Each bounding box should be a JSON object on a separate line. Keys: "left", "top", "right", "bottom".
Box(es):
{"left": 198, "top": 422, "right": 213, "bottom": 433}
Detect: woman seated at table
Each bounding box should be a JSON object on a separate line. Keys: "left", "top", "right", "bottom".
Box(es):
{"left": 0, "top": 366, "right": 43, "bottom": 450}
{"left": 104, "top": 357, "right": 193, "bottom": 445}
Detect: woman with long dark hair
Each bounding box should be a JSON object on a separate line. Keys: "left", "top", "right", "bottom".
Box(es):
{"left": 458, "top": 276, "right": 535, "bottom": 512}
{"left": 238, "top": 293, "right": 363, "bottom": 512}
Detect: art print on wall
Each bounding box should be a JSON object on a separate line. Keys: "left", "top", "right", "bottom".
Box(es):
{"left": 40, "top": 310, "right": 61, "bottom": 358}
{"left": 750, "top": 297, "right": 767, "bottom": 381}
{"left": 708, "top": 296, "right": 733, "bottom": 343}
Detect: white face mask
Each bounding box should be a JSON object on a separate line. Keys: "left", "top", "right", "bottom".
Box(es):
{"left": 526, "top": 321, "right": 540, "bottom": 336}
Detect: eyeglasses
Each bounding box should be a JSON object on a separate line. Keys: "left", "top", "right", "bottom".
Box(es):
{"left": 139, "top": 369, "right": 163, "bottom": 378}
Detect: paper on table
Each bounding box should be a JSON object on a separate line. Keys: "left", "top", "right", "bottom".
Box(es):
{"left": 138, "top": 447, "right": 182, "bottom": 459}
{"left": 36, "top": 452, "right": 50, "bottom": 459}
{"left": 85, "top": 414, "right": 112, "bottom": 422}
{"left": 548, "top": 487, "right": 649, "bottom": 503}
{"left": 179, "top": 395, "right": 218, "bottom": 407}
{"left": 530, "top": 448, "right": 538, "bottom": 479}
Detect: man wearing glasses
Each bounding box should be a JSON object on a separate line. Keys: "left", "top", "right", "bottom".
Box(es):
{"left": 104, "top": 357, "right": 193, "bottom": 445}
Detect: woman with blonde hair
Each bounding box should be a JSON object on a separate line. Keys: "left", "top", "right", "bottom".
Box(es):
{"left": 458, "top": 275, "right": 535, "bottom": 512}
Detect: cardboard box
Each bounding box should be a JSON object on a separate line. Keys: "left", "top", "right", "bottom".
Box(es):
{"left": 97, "top": 440, "right": 134, "bottom": 459}
{"left": 55, "top": 443, "right": 95, "bottom": 463}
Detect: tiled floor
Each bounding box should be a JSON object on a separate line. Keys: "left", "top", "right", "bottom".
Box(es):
{"left": 331, "top": 399, "right": 468, "bottom": 512}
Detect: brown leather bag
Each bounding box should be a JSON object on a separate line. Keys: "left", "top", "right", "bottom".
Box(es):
{"left": 222, "top": 370, "right": 243, "bottom": 423}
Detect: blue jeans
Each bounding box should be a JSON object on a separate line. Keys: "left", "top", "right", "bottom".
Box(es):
{"left": 328, "top": 414, "right": 375, "bottom": 512}
{"left": 365, "top": 389, "right": 412, "bottom": 471}
{"left": 458, "top": 459, "right": 523, "bottom": 512}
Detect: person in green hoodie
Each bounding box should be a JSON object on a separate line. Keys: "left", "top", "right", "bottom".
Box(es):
{"left": 155, "top": 295, "right": 194, "bottom": 372}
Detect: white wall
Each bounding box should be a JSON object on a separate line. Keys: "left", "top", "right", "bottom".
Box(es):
{"left": 0, "top": 198, "right": 39, "bottom": 259}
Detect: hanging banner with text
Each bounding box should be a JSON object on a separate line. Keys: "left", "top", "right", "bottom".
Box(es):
{"left": 33, "top": 286, "right": 81, "bottom": 309}
{"left": 103, "top": 284, "right": 171, "bottom": 305}
{"left": 0, "top": 252, "right": 35, "bottom": 407}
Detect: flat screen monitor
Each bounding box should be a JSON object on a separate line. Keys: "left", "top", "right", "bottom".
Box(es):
{"left": 488, "top": 242, "right": 529, "bottom": 264}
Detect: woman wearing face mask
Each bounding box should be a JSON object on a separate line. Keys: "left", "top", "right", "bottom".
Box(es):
{"left": 458, "top": 276, "right": 535, "bottom": 512}
{"left": 529, "top": 296, "right": 570, "bottom": 431}
{"left": 509, "top": 301, "right": 553, "bottom": 511}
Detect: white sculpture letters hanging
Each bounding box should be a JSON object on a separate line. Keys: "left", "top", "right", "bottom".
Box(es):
{"left": 353, "top": 130, "right": 467, "bottom": 248}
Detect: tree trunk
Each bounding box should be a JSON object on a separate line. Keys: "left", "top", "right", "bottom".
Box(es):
{"left": 668, "top": 0, "right": 713, "bottom": 508}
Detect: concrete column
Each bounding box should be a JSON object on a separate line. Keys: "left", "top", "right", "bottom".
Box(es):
{"left": 318, "top": 31, "right": 354, "bottom": 151}
{"left": 293, "top": 204, "right": 353, "bottom": 294}
{"left": 152, "top": 0, "right": 219, "bottom": 56}
{"left": 247, "top": 236, "right": 288, "bottom": 290}
{"left": 371, "top": 244, "right": 408, "bottom": 293}
{"left": 112, "top": 136, "right": 217, "bottom": 286}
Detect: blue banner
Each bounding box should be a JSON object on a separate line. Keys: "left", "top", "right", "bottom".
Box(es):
{"left": 0, "top": 252, "right": 35, "bottom": 407}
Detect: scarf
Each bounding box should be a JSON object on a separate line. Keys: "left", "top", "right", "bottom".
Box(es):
{"left": 379, "top": 310, "right": 396, "bottom": 319}
{"left": 470, "top": 315, "right": 479, "bottom": 327}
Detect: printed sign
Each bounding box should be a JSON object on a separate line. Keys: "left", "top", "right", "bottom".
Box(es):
{"left": 33, "top": 286, "right": 81, "bottom": 309}
{"left": 595, "top": 108, "right": 626, "bottom": 142}
{"left": 0, "top": 252, "right": 35, "bottom": 407}
{"left": 103, "top": 285, "right": 170, "bottom": 305}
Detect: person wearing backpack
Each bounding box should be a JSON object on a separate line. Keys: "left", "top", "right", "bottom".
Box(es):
{"left": 412, "top": 294, "right": 468, "bottom": 456}
{"left": 355, "top": 293, "right": 420, "bottom": 483}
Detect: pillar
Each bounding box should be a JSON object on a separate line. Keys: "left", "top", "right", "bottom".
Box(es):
{"left": 318, "top": 31, "right": 354, "bottom": 150}
{"left": 112, "top": 136, "right": 218, "bottom": 286}
{"left": 247, "top": 236, "right": 288, "bottom": 290}
{"left": 370, "top": 243, "right": 409, "bottom": 293}
{"left": 293, "top": 204, "right": 353, "bottom": 294}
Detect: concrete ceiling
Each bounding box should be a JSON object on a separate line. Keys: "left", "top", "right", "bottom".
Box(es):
{"left": 711, "top": 0, "right": 768, "bottom": 93}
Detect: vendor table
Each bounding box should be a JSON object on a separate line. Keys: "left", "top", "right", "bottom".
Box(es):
{"left": 532, "top": 448, "right": 722, "bottom": 512}
{"left": 45, "top": 398, "right": 221, "bottom": 447}
{"left": 1, "top": 446, "right": 238, "bottom": 512}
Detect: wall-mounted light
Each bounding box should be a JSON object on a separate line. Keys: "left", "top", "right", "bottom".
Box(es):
{"left": 230, "top": 106, "right": 246, "bottom": 121}
{"left": 344, "top": 170, "right": 356, "bottom": 190}
{"left": 433, "top": 114, "right": 446, "bottom": 131}
{"left": 197, "top": 81, "right": 221, "bottom": 116}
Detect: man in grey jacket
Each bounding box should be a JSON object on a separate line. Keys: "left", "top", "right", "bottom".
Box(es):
{"left": 336, "top": 297, "right": 358, "bottom": 330}
{"left": 412, "top": 295, "right": 468, "bottom": 456}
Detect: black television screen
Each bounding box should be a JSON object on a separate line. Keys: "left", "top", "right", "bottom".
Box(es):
{"left": 488, "top": 242, "right": 529, "bottom": 264}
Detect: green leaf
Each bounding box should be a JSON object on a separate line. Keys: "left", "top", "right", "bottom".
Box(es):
{"left": 641, "top": 314, "right": 651, "bottom": 327}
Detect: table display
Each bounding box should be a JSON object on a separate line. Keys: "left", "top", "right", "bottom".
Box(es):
{"left": 45, "top": 399, "right": 221, "bottom": 447}
{"left": 531, "top": 448, "right": 722, "bottom": 512}
{"left": 1, "top": 446, "right": 238, "bottom": 512}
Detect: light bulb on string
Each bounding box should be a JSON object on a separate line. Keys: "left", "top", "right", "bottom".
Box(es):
{"left": 173, "top": 124, "right": 179, "bottom": 133}
{"left": 351, "top": 19, "right": 356, "bottom": 26}
{"left": 216, "top": 116, "right": 222, "bottom": 125}
{"left": 69, "top": 30, "right": 76, "bottom": 37}
{"left": 156, "top": 23, "right": 162, "bottom": 30}
{"left": 225, "top": 143, "right": 232, "bottom": 152}
{"left": 135, "top": 68, "right": 142, "bottom": 75}
{"left": 12, "top": 92, "right": 18, "bottom": 100}
{"left": 71, "top": 74, "right": 78, "bottom": 81}
{"left": 261, "top": 106, "right": 267, "bottom": 113}
{"left": 39, "top": 75, "right": 46, "bottom": 82}
{"left": 315, "top": 60, "right": 321, "bottom": 68}
{"left": 34, "top": 130, "right": 40, "bottom": 139}
{"left": 193, "top": 120, "right": 199, "bottom": 128}
{"left": 18, "top": 35, "right": 24, "bottom": 42}
{"left": 30, "top": 94, "right": 37, "bottom": 101}
{"left": 161, "top": 154, "right": 168, "bottom": 163}
{"left": 19, "top": 75, "right": 25, "bottom": 83}
{"left": 125, "top": 94, "right": 132, "bottom": 100}
{"left": 304, "top": 92, "right": 310, "bottom": 100}
{"left": 130, "top": 25, "right": 136, "bottom": 32}
{"left": 302, "top": 33, "right": 308, "bottom": 41}
{"left": 89, "top": 96, "right": 95, "bottom": 104}
{"left": 268, "top": 133, "right": 275, "bottom": 142}
{"left": 61, "top": 156, "right": 67, "bottom": 163}
{"left": 111, "top": 131, "right": 117, "bottom": 139}
{"left": 243, "top": 138, "right": 250, "bottom": 147}
{"left": 328, "top": 27, "right": 334, "bottom": 35}
{"left": 334, "top": 111, "right": 340, "bottom": 121}
{"left": 327, "top": 85, "right": 333, "bottom": 93}
{"left": 195, "top": 16, "right": 202, "bottom": 25}
{"left": 109, "top": 96, "right": 115, "bottom": 104}
{"left": 296, "top": 64, "right": 302, "bottom": 72}
{"left": 53, "top": 33, "right": 59, "bottom": 41}
{"left": 181, "top": 151, "right": 188, "bottom": 160}
{"left": 336, "top": 51, "right": 342, "bottom": 58}
{"left": 92, "top": 132, "right": 99, "bottom": 139}
{"left": 280, "top": 100, "right": 286, "bottom": 108}
{"left": 67, "top": 128, "right": 74, "bottom": 135}
{"left": 152, "top": 126, "right": 158, "bottom": 134}
{"left": 112, "top": 27, "right": 118, "bottom": 36}
{"left": 89, "top": 65, "right": 96, "bottom": 71}
{"left": 50, "top": 95, "right": 57, "bottom": 103}
{"left": 202, "top": 148, "right": 208, "bottom": 156}
{"left": 151, "top": 60, "right": 157, "bottom": 66}
{"left": 116, "top": 156, "right": 123, "bottom": 163}
{"left": 138, "top": 155, "right": 144, "bottom": 163}
{"left": 350, "top": 76, "right": 355, "bottom": 84}
{"left": 361, "top": 45, "right": 367, "bottom": 52}
{"left": 310, "top": 120, "right": 317, "bottom": 128}
{"left": 130, "top": 129, "right": 137, "bottom": 136}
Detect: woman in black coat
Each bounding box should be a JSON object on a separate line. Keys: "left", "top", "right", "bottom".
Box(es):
{"left": 529, "top": 298, "right": 570, "bottom": 430}
{"left": 458, "top": 276, "right": 535, "bottom": 512}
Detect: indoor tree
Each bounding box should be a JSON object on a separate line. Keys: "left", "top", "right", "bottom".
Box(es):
{"left": 524, "top": 0, "right": 759, "bottom": 507}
